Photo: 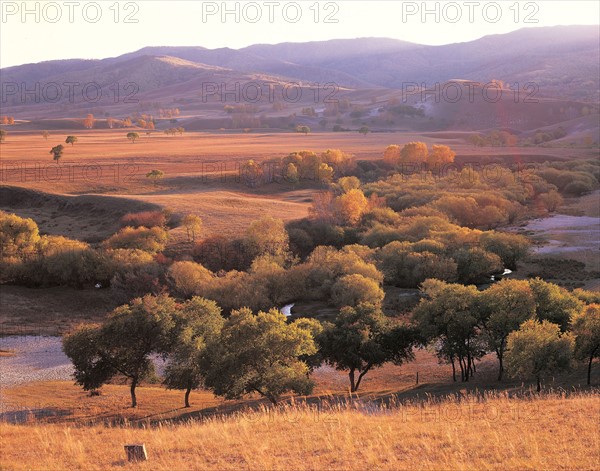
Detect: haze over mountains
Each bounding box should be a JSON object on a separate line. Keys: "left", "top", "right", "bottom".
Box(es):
{"left": 1, "top": 25, "right": 598, "bottom": 134}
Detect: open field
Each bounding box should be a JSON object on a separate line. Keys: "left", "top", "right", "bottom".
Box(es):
{"left": 1, "top": 129, "right": 597, "bottom": 240}
{"left": 1, "top": 130, "right": 597, "bottom": 194}
{"left": 1, "top": 391, "right": 598, "bottom": 471}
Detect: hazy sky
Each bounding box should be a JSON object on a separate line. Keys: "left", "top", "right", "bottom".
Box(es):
{"left": 1, "top": 1, "right": 598, "bottom": 68}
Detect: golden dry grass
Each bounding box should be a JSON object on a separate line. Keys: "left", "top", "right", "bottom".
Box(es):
{"left": 1, "top": 391, "right": 598, "bottom": 471}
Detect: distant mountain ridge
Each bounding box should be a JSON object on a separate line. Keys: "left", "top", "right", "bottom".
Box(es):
{"left": 1, "top": 25, "right": 598, "bottom": 123}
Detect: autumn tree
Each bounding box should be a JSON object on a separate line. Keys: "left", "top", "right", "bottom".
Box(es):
{"left": 317, "top": 163, "right": 334, "bottom": 184}
{"left": 83, "top": 114, "right": 95, "bottom": 129}
{"left": 572, "top": 304, "right": 600, "bottom": 385}
{"left": 103, "top": 226, "right": 169, "bottom": 253}
{"left": 321, "top": 149, "right": 356, "bottom": 176}
{"left": 203, "top": 308, "right": 316, "bottom": 404}
{"left": 63, "top": 294, "right": 177, "bottom": 407}
{"left": 167, "top": 261, "right": 213, "bottom": 298}
{"left": 335, "top": 188, "right": 369, "bottom": 226}
{"left": 0, "top": 212, "right": 40, "bottom": 259}
{"left": 309, "top": 192, "right": 337, "bottom": 224}
{"left": 50, "top": 144, "right": 64, "bottom": 163}
{"left": 427, "top": 145, "right": 455, "bottom": 168}
{"left": 337, "top": 176, "right": 361, "bottom": 193}
{"left": 245, "top": 216, "right": 290, "bottom": 261}
{"left": 478, "top": 279, "right": 536, "bottom": 380}
{"left": 163, "top": 297, "right": 224, "bottom": 407}
{"left": 330, "top": 273, "right": 385, "bottom": 308}
{"left": 505, "top": 319, "right": 574, "bottom": 392}
{"left": 296, "top": 125, "right": 310, "bottom": 135}
{"left": 383, "top": 144, "right": 401, "bottom": 168}
{"left": 42, "top": 130, "right": 49, "bottom": 140}
{"left": 240, "top": 159, "right": 264, "bottom": 188}
{"left": 284, "top": 163, "right": 299, "bottom": 184}
{"left": 400, "top": 142, "right": 428, "bottom": 163}
{"left": 182, "top": 214, "right": 202, "bottom": 242}
{"left": 127, "top": 132, "right": 140, "bottom": 143}
{"left": 65, "top": 136, "right": 78, "bottom": 146}
{"left": 0, "top": 129, "right": 6, "bottom": 143}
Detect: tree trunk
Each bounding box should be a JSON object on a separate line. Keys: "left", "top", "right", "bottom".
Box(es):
{"left": 588, "top": 353, "right": 594, "bottom": 386}
{"left": 185, "top": 386, "right": 192, "bottom": 408}
{"left": 467, "top": 350, "right": 473, "bottom": 378}
{"left": 536, "top": 376, "right": 541, "bottom": 393}
{"left": 451, "top": 357, "right": 456, "bottom": 382}
{"left": 497, "top": 352, "right": 504, "bottom": 381}
{"left": 354, "top": 365, "right": 372, "bottom": 392}
{"left": 349, "top": 368, "right": 356, "bottom": 392}
{"left": 130, "top": 377, "right": 138, "bottom": 408}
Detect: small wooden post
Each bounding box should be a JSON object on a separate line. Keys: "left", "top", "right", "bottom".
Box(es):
{"left": 124, "top": 444, "right": 148, "bottom": 462}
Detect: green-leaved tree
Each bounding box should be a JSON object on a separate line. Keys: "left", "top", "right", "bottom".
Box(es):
{"left": 505, "top": 319, "right": 574, "bottom": 392}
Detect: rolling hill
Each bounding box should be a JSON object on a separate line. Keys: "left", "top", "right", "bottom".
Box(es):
{"left": 0, "top": 25, "right": 598, "bottom": 134}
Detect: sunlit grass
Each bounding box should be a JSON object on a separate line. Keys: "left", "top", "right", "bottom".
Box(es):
{"left": 1, "top": 391, "right": 598, "bottom": 470}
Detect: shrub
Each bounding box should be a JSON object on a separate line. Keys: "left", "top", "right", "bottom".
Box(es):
{"left": 331, "top": 274, "right": 385, "bottom": 307}
{"left": 103, "top": 226, "right": 169, "bottom": 253}
{"left": 167, "top": 261, "right": 213, "bottom": 298}
{"left": 0, "top": 211, "right": 40, "bottom": 259}
{"left": 453, "top": 247, "right": 503, "bottom": 284}
{"left": 120, "top": 211, "right": 166, "bottom": 228}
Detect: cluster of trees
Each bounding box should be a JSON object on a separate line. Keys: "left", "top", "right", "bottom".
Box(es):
{"left": 0, "top": 211, "right": 170, "bottom": 296}
{"left": 1, "top": 116, "right": 15, "bottom": 125}
{"left": 134, "top": 113, "right": 156, "bottom": 130}
{"left": 63, "top": 293, "right": 418, "bottom": 407}
{"left": 383, "top": 142, "right": 455, "bottom": 168}
{"left": 237, "top": 150, "right": 356, "bottom": 188}
{"left": 535, "top": 160, "right": 599, "bottom": 196}
{"left": 106, "top": 117, "right": 133, "bottom": 129}
{"left": 413, "top": 278, "right": 596, "bottom": 386}
{"left": 164, "top": 127, "right": 185, "bottom": 136}
{"left": 385, "top": 104, "right": 425, "bottom": 118}
{"left": 47, "top": 135, "right": 80, "bottom": 162}
{"left": 158, "top": 108, "right": 181, "bottom": 118}
{"left": 0, "top": 170, "right": 530, "bottom": 303}
{"left": 468, "top": 131, "right": 518, "bottom": 147}
{"left": 63, "top": 278, "right": 599, "bottom": 408}
{"left": 361, "top": 157, "right": 598, "bottom": 225}
{"left": 530, "top": 127, "right": 567, "bottom": 145}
